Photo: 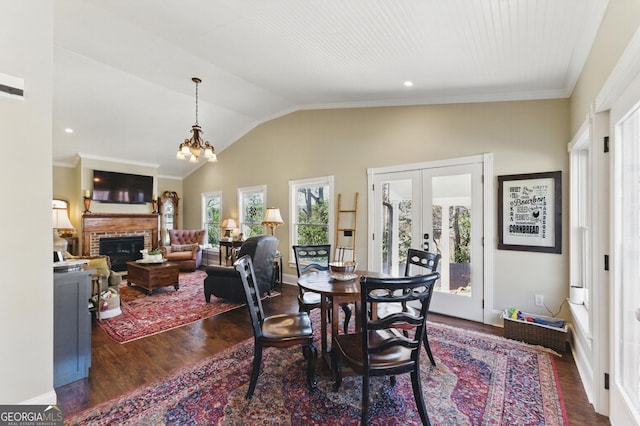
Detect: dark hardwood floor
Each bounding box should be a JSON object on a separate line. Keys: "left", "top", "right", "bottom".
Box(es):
{"left": 56, "top": 283, "right": 609, "bottom": 424}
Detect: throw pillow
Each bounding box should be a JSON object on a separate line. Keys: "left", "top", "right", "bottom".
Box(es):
{"left": 172, "top": 243, "right": 198, "bottom": 252}
{"left": 88, "top": 257, "right": 109, "bottom": 270}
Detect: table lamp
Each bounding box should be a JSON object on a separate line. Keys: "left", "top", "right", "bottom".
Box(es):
{"left": 262, "top": 207, "right": 284, "bottom": 236}
{"left": 52, "top": 200, "right": 75, "bottom": 262}
{"left": 221, "top": 218, "right": 237, "bottom": 240}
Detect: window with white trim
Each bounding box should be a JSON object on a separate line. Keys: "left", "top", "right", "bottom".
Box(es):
{"left": 238, "top": 185, "right": 266, "bottom": 238}
{"left": 569, "top": 126, "right": 591, "bottom": 310}
{"left": 202, "top": 191, "right": 222, "bottom": 248}
{"left": 289, "top": 176, "right": 334, "bottom": 249}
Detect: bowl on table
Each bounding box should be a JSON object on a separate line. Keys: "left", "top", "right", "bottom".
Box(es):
{"left": 329, "top": 261, "right": 358, "bottom": 274}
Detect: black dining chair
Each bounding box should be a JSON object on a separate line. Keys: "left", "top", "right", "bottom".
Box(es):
{"left": 404, "top": 249, "right": 441, "bottom": 366}
{"left": 331, "top": 272, "right": 440, "bottom": 425}
{"left": 376, "top": 249, "right": 441, "bottom": 366}
{"left": 234, "top": 255, "right": 317, "bottom": 399}
{"left": 293, "top": 244, "right": 352, "bottom": 334}
{"left": 405, "top": 248, "right": 441, "bottom": 277}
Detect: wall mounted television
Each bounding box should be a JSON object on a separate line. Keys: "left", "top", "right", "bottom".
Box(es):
{"left": 92, "top": 170, "right": 154, "bottom": 204}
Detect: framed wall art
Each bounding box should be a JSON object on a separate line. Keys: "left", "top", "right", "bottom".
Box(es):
{"left": 498, "top": 171, "right": 561, "bottom": 253}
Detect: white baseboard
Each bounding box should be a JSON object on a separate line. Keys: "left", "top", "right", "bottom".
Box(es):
{"left": 568, "top": 322, "right": 595, "bottom": 404}
{"left": 21, "top": 389, "right": 57, "bottom": 405}
{"left": 282, "top": 273, "right": 297, "bottom": 286}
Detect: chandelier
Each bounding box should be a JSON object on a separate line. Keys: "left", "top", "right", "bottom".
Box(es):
{"left": 176, "top": 77, "right": 217, "bottom": 163}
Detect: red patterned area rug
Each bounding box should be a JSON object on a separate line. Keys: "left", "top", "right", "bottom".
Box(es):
{"left": 97, "top": 270, "right": 259, "bottom": 344}
{"left": 69, "top": 313, "right": 567, "bottom": 425}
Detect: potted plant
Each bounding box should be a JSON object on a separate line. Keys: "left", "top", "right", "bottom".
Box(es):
{"left": 148, "top": 248, "right": 163, "bottom": 262}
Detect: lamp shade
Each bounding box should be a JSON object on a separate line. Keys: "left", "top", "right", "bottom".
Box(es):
{"left": 52, "top": 207, "right": 74, "bottom": 230}
{"left": 221, "top": 218, "right": 237, "bottom": 229}
{"left": 262, "top": 208, "right": 284, "bottom": 226}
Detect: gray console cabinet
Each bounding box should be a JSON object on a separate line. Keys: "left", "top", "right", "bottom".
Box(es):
{"left": 53, "top": 269, "right": 93, "bottom": 388}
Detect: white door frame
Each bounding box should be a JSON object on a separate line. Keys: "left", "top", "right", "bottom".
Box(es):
{"left": 592, "top": 26, "right": 640, "bottom": 421}
{"left": 367, "top": 153, "right": 495, "bottom": 325}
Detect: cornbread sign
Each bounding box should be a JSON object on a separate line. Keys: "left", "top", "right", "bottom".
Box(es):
{"left": 498, "top": 171, "right": 562, "bottom": 253}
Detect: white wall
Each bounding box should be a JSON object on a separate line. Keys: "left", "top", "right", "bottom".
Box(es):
{"left": 0, "top": 1, "right": 56, "bottom": 404}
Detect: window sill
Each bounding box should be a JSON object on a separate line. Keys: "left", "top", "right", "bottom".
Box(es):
{"left": 569, "top": 300, "right": 592, "bottom": 341}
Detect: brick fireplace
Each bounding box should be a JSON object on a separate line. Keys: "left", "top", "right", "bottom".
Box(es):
{"left": 81, "top": 213, "right": 159, "bottom": 258}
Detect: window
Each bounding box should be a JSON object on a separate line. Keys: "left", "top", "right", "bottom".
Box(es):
{"left": 238, "top": 185, "right": 266, "bottom": 238}
{"left": 202, "top": 191, "right": 222, "bottom": 248}
{"left": 568, "top": 126, "right": 591, "bottom": 310}
{"left": 289, "top": 176, "right": 334, "bottom": 249}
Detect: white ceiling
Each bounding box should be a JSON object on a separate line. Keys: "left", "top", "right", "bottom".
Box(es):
{"left": 52, "top": 0, "right": 609, "bottom": 178}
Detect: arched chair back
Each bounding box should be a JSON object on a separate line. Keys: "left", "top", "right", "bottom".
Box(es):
{"left": 293, "top": 245, "right": 331, "bottom": 277}
{"left": 405, "top": 249, "right": 441, "bottom": 276}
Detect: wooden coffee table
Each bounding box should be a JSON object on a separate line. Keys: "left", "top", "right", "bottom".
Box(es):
{"left": 126, "top": 261, "right": 179, "bottom": 295}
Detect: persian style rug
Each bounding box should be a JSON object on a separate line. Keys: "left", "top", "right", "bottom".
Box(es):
{"left": 97, "top": 270, "right": 246, "bottom": 343}
{"left": 69, "top": 316, "right": 567, "bottom": 425}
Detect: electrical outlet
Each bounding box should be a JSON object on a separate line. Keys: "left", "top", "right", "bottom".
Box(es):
{"left": 535, "top": 294, "right": 544, "bottom": 307}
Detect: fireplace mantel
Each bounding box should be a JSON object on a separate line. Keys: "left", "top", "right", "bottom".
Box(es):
{"left": 82, "top": 213, "right": 159, "bottom": 256}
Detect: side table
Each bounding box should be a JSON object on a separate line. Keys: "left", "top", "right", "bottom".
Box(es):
{"left": 64, "top": 237, "right": 79, "bottom": 256}
{"left": 219, "top": 240, "right": 243, "bottom": 265}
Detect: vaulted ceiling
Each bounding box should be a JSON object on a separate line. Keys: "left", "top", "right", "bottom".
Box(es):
{"left": 53, "top": 0, "right": 609, "bottom": 177}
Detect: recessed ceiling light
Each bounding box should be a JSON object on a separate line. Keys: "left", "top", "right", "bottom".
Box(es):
{"left": 404, "top": 81, "right": 414, "bottom": 87}
{"left": 64, "top": 128, "right": 74, "bottom": 133}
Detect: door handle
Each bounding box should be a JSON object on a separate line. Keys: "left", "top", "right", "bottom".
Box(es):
{"left": 423, "top": 233, "right": 429, "bottom": 251}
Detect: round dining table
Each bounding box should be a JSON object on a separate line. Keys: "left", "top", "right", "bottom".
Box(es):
{"left": 297, "top": 269, "right": 388, "bottom": 358}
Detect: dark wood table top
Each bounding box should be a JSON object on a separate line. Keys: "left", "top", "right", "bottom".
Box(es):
{"left": 126, "top": 260, "right": 178, "bottom": 270}
{"left": 297, "top": 270, "right": 388, "bottom": 296}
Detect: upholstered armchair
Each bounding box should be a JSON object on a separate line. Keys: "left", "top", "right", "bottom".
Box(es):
{"left": 161, "top": 229, "right": 206, "bottom": 271}
{"left": 203, "top": 235, "right": 278, "bottom": 303}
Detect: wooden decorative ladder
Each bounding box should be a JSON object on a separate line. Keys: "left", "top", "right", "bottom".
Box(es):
{"left": 334, "top": 192, "right": 359, "bottom": 262}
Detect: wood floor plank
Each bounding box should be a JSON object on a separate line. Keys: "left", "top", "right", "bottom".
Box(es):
{"left": 56, "top": 283, "right": 609, "bottom": 424}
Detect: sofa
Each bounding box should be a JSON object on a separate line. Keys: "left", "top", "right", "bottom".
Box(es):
{"left": 203, "top": 235, "right": 278, "bottom": 303}
{"left": 161, "top": 229, "right": 206, "bottom": 271}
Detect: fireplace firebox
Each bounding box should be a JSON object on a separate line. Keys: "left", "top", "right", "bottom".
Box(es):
{"left": 100, "top": 236, "right": 145, "bottom": 271}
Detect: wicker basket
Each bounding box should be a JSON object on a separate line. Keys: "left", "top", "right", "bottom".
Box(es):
{"left": 502, "top": 310, "right": 568, "bottom": 352}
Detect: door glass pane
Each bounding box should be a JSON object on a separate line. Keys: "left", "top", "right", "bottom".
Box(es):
{"left": 618, "top": 108, "right": 640, "bottom": 413}
{"left": 432, "top": 174, "right": 472, "bottom": 296}
{"left": 381, "top": 179, "right": 413, "bottom": 276}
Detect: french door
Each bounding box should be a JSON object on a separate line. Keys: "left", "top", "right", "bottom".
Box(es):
{"left": 368, "top": 157, "right": 485, "bottom": 322}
